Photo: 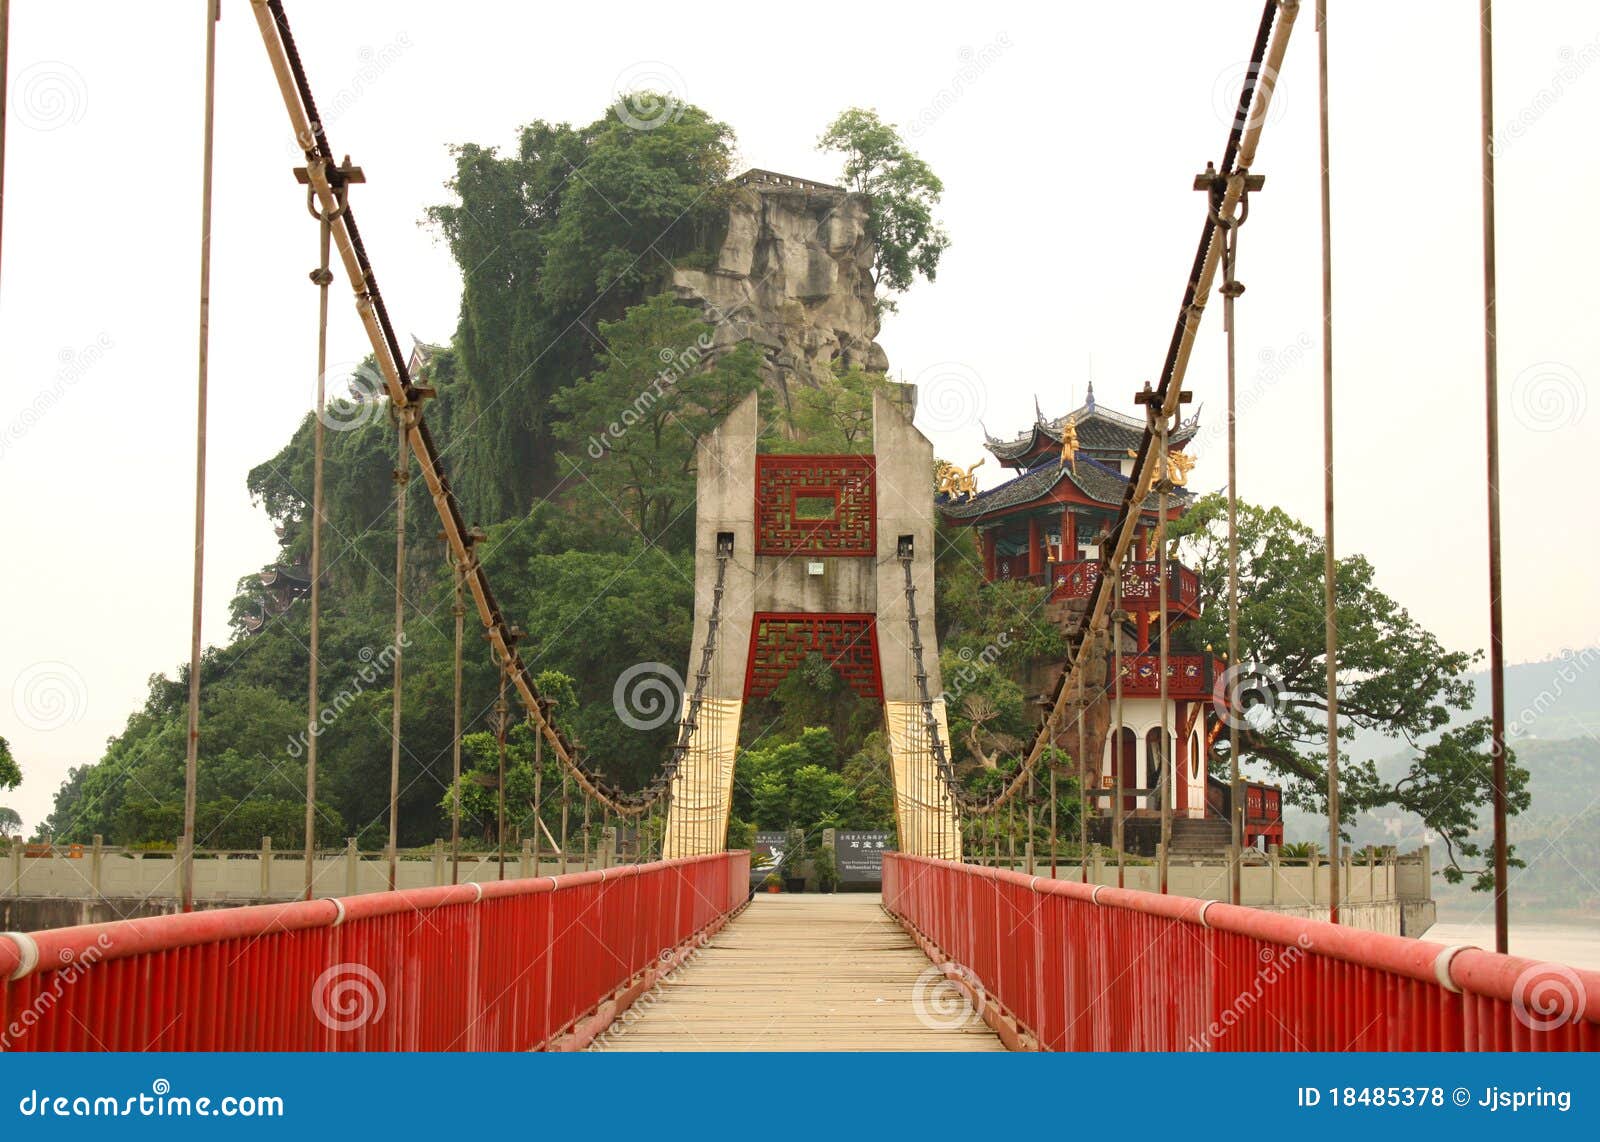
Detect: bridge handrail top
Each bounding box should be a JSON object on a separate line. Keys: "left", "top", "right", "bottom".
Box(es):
{"left": 887, "top": 854, "right": 1600, "bottom": 1023}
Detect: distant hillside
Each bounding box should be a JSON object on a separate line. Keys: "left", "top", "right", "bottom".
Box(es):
{"left": 1283, "top": 648, "right": 1600, "bottom": 920}
{"left": 1341, "top": 648, "right": 1600, "bottom": 763}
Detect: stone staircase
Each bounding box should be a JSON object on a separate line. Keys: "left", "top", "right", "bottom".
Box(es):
{"left": 1168, "top": 818, "right": 1233, "bottom": 857}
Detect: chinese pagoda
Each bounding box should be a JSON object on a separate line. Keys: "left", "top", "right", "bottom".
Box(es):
{"left": 938, "top": 384, "right": 1282, "bottom": 852}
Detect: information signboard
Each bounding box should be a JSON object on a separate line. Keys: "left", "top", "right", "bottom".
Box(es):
{"left": 834, "top": 830, "right": 892, "bottom": 885}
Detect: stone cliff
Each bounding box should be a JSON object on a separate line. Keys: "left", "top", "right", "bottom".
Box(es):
{"left": 670, "top": 169, "right": 889, "bottom": 409}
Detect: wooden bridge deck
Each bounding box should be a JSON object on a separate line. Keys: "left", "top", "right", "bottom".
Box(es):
{"left": 597, "top": 893, "right": 1005, "bottom": 1051}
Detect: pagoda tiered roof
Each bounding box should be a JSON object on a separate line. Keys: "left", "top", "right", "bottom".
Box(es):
{"left": 984, "top": 383, "right": 1200, "bottom": 470}
{"left": 938, "top": 451, "right": 1190, "bottom": 521}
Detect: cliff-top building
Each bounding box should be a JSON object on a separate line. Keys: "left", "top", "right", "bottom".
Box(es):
{"left": 938, "top": 385, "right": 1283, "bottom": 853}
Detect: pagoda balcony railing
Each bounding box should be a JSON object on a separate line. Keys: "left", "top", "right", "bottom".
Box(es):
{"left": 1245, "top": 782, "right": 1283, "bottom": 828}
{"left": 1110, "top": 652, "right": 1219, "bottom": 701}
{"left": 1207, "top": 776, "right": 1286, "bottom": 844}
{"left": 1017, "top": 559, "right": 1200, "bottom": 615}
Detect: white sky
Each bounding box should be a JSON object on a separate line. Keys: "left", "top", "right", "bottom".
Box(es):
{"left": 2, "top": 1, "right": 1596, "bottom": 833}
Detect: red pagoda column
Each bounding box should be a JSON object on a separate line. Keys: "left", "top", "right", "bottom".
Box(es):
{"left": 1027, "top": 516, "right": 1042, "bottom": 581}
{"left": 981, "top": 528, "right": 997, "bottom": 581}
{"left": 1060, "top": 506, "right": 1074, "bottom": 562}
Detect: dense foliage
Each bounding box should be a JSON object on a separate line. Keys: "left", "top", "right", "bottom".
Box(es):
{"left": 424, "top": 103, "right": 735, "bottom": 519}
{"left": 0, "top": 737, "right": 19, "bottom": 838}
{"left": 817, "top": 108, "right": 949, "bottom": 309}
{"left": 1170, "top": 493, "right": 1529, "bottom": 888}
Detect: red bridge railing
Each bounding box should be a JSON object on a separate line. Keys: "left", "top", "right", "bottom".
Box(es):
{"left": 0, "top": 852, "right": 748, "bottom": 1052}
{"left": 883, "top": 854, "right": 1599, "bottom": 1051}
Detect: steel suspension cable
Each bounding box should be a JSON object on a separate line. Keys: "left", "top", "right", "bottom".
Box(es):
{"left": 181, "top": 0, "right": 221, "bottom": 914}
{"left": 1113, "top": 567, "right": 1126, "bottom": 888}
{"left": 1222, "top": 201, "right": 1246, "bottom": 908}
{"left": 1316, "top": 0, "right": 1342, "bottom": 925}
{"left": 1478, "top": 0, "right": 1510, "bottom": 953}
{"left": 386, "top": 406, "right": 410, "bottom": 891}
{"left": 919, "top": 0, "right": 1299, "bottom": 820}
{"left": 559, "top": 775, "right": 570, "bottom": 875}
{"left": 450, "top": 554, "right": 464, "bottom": 884}
{"left": 0, "top": 0, "right": 10, "bottom": 299}
{"left": 250, "top": 0, "right": 681, "bottom": 819}
{"left": 1156, "top": 413, "right": 1173, "bottom": 894}
{"left": 496, "top": 662, "right": 508, "bottom": 880}
{"left": 1077, "top": 658, "right": 1088, "bottom": 882}
{"left": 302, "top": 178, "right": 344, "bottom": 900}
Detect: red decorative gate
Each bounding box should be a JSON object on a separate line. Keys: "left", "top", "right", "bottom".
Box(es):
{"left": 744, "top": 613, "right": 884, "bottom": 699}
{"left": 754, "top": 455, "right": 876, "bottom": 557}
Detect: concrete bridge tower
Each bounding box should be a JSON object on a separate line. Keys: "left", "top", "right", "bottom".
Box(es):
{"left": 662, "top": 389, "right": 960, "bottom": 859}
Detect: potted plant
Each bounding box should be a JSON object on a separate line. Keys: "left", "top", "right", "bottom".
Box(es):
{"left": 762, "top": 872, "right": 782, "bottom": 894}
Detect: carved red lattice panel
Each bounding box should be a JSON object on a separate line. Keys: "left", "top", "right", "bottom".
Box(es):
{"left": 754, "top": 455, "right": 876, "bottom": 557}
{"left": 744, "top": 613, "right": 884, "bottom": 700}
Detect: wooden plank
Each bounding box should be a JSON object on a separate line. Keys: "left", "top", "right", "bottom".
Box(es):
{"left": 598, "top": 893, "right": 1005, "bottom": 1052}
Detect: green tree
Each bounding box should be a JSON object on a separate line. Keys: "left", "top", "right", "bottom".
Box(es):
{"left": 0, "top": 735, "right": 18, "bottom": 793}
{"left": 786, "top": 365, "right": 893, "bottom": 452}
{"left": 551, "top": 292, "right": 766, "bottom": 550}
{"left": 428, "top": 105, "right": 736, "bottom": 515}
{"left": 817, "top": 108, "right": 949, "bottom": 309}
{"left": 1170, "top": 493, "right": 1529, "bottom": 889}
{"left": 733, "top": 728, "right": 864, "bottom": 831}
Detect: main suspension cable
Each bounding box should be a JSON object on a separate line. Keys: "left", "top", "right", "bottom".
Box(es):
{"left": 181, "top": 0, "right": 221, "bottom": 913}
{"left": 915, "top": 0, "right": 1299, "bottom": 823}
{"left": 254, "top": 0, "right": 713, "bottom": 819}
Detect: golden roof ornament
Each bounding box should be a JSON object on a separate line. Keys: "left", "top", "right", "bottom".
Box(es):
{"left": 1166, "top": 448, "right": 1195, "bottom": 486}
{"left": 1127, "top": 445, "right": 1194, "bottom": 494}
{"left": 936, "top": 458, "right": 984, "bottom": 502}
{"left": 1058, "top": 414, "right": 1080, "bottom": 473}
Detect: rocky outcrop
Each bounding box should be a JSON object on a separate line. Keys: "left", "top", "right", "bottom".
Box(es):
{"left": 670, "top": 170, "right": 889, "bottom": 410}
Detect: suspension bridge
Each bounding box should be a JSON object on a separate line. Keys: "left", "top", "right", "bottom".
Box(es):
{"left": 2, "top": 0, "right": 1596, "bottom": 1053}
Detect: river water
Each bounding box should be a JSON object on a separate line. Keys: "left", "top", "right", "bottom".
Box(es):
{"left": 1423, "top": 918, "right": 1600, "bottom": 971}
